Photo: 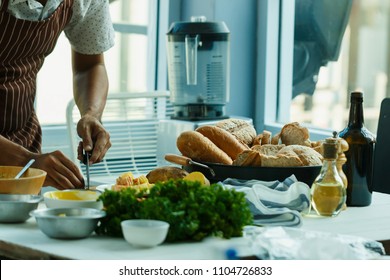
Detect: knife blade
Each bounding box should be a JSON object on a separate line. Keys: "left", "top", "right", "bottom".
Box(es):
{"left": 83, "top": 150, "right": 91, "bottom": 190}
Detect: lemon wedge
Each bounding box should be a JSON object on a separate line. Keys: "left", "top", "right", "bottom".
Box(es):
{"left": 183, "top": 172, "right": 210, "bottom": 186}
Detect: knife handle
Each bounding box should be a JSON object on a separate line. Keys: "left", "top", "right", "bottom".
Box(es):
{"left": 164, "top": 154, "right": 192, "bottom": 166}
{"left": 82, "top": 151, "right": 92, "bottom": 165}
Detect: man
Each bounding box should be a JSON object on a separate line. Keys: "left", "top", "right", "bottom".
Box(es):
{"left": 0, "top": 0, "right": 115, "bottom": 189}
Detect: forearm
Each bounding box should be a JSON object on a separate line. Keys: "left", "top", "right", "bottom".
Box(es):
{"left": 0, "top": 135, "right": 34, "bottom": 166}
{"left": 72, "top": 51, "right": 108, "bottom": 120}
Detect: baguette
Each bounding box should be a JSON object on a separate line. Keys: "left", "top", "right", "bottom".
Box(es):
{"left": 176, "top": 131, "right": 233, "bottom": 165}
{"left": 196, "top": 125, "right": 248, "bottom": 160}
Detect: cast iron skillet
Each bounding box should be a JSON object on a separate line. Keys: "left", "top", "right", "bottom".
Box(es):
{"left": 165, "top": 154, "right": 321, "bottom": 186}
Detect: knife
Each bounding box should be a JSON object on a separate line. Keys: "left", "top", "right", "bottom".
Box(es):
{"left": 83, "top": 150, "right": 92, "bottom": 190}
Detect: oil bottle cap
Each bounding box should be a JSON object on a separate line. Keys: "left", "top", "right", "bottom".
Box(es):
{"left": 323, "top": 138, "right": 338, "bottom": 159}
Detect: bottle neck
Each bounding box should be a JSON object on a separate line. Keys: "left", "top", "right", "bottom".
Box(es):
{"left": 348, "top": 100, "right": 364, "bottom": 128}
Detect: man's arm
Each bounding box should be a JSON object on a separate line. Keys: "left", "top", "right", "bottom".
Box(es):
{"left": 72, "top": 50, "right": 111, "bottom": 164}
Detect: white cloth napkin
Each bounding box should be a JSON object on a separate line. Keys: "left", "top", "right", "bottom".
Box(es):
{"left": 221, "top": 175, "right": 311, "bottom": 227}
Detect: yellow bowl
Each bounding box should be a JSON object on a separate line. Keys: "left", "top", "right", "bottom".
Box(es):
{"left": 43, "top": 190, "right": 103, "bottom": 210}
{"left": 0, "top": 166, "right": 47, "bottom": 195}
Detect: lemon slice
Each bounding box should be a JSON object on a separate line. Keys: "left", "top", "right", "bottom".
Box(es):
{"left": 183, "top": 172, "right": 210, "bottom": 186}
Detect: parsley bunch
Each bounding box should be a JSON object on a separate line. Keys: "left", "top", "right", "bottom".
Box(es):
{"left": 96, "top": 179, "right": 253, "bottom": 242}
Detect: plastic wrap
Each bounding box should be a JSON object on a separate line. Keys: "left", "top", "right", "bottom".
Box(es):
{"left": 243, "top": 226, "right": 386, "bottom": 260}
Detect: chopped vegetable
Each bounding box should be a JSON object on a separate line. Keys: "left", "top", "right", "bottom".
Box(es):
{"left": 96, "top": 179, "right": 253, "bottom": 242}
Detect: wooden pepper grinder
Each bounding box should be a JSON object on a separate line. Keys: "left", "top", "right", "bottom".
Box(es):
{"left": 333, "top": 131, "right": 349, "bottom": 209}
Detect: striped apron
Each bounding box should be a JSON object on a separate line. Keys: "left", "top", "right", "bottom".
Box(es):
{"left": 0, "top": 0, "right": 73, "bottom": 153}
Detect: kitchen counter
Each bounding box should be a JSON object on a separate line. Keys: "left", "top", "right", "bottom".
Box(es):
{"left": 1, "top": 192, "right": 390, "bottom": 260}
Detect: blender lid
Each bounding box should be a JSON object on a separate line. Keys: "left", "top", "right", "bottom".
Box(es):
{"left": 167, "top": 16, "right": 229, "bottom": 41}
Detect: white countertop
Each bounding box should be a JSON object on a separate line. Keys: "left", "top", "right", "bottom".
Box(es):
{"left": 1, "top": 192, "right": 390, "bottom": 260}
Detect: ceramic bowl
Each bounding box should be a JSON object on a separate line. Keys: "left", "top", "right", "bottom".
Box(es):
{"left": 0, "top": 194, "right": 42, "bottom": 223}
{"left": 0, "top": 166, "right": 47, "bottom": 195}
{"left": 43, "top": 189, "right": 103, "bottom": 210}
{"left": 121, "top": 219, "right": 170, "bottom": 248}
{"left": 30, "top": 207, "right": 106, "bottom": 239}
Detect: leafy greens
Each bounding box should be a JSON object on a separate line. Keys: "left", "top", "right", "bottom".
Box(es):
{"left": 96, "top": 179, "right": 253, "bottom": 242}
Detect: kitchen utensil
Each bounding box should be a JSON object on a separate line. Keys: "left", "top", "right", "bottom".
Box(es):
{"left": 0, "top": 166, "right": 46, "bottom": 195}
{"left": 183, "top": 161, "right": 322, "bottom": 186}
{"left": 83, "top": 150, "right": 91, "bottom": 190}
{"left": 14, "top": 159, "right": 35, "bottom": 179}
{"left": 0, "top": 194, "right": 42, "bottom": 223}
{"left": 30, "top": 207, "right": 106, "bottom": 239}
{"left": 165, "top": 154, "right": 216, "bottom": 177}
{"left": 166, "top": 16, "right": 230, "bottom": 120}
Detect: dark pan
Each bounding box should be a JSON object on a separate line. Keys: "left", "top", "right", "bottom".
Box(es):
{"left": 183, "top": 162, "right": 321, "bottom": 186}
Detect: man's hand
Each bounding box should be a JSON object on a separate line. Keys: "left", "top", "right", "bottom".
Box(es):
{"left": 76, "top": 115, "right": 111, "bottom": 164}
{"left": 32, "top": 151, "right": 85, "bottom": 190}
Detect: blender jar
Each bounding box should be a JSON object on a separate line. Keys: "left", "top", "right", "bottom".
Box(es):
{"left": 166, "top": 16, "right": 230, "bottom": 120}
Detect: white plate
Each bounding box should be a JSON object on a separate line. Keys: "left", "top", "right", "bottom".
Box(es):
{"left": 96, "top": 184, "right": 113, "bottom": 192}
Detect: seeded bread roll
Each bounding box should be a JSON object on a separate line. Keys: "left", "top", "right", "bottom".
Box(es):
{"left": 177, "top": 131, "right": 233, "bottom": 165}
{"left": 195, "top": 125, "right": 249, "bottom": 160}
{"left": 215, "top": 118, "right": 257, "bottom": 146}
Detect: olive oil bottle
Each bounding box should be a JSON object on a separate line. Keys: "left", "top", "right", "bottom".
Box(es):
{"left": 339, "top": 91, "right": 375, "bottom": 206}
{"left": 311, "top": 137, "right": 346, "bottom": 217}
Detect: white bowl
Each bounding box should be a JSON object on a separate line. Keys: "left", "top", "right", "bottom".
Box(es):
{"left": 121, "top": 219, "right": 170, "bottom": 248}
{"left": 43, "top": 190, "right": 103, "bottom": 210}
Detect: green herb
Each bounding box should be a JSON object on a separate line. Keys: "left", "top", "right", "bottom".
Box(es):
{"left": 96, "top": 179, "right": 253, "bottom": 242}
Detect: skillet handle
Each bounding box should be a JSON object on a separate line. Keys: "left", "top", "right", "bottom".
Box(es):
{"left": 164, "top": 154, "right": 192, "bottom": 166}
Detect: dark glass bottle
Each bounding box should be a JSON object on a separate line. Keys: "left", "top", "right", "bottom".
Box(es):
{"left": 338, "top": 91, "right": 376, "bottom": 206}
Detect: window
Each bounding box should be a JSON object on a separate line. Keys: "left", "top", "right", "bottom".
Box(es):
{"left": 260, "top": 0, "right": 389, "bottom": 137}
{"left": 36, "top": 0, "right": 159, "bottom": 125}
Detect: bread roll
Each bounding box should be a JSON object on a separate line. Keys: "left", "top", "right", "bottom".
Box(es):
{"left": 280, "top": 122, "right": 310, "bottom": 146}
{"left": 177, "top": 131, "right": 233, "bottom": 165}
{"left": 195, "top": 125, "right": 248, "bottom": 160}
{"left": 215, "top": 118, "right": 256, "bottom": 146}
{"left": 146, "top": 166, "right": 189, "bottom": 184}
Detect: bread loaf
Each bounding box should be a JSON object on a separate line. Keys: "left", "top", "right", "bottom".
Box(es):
{"left": 234, "top": 144, "right": 322, "bottom": 167}
{"left": 280, "top": 122, "right": 310, "bottom": 146}
{"left": 215, "top": 118, "right": 256, "bottom": 146}
{"left": 177, "top": 131, "right": 233, "bottom": 165}
{"left": 195, "top": 125, "right": 248, "bottom": 160}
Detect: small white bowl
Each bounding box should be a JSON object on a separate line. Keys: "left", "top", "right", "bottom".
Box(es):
{"left": 121, "top": 219, "right": 170, "bottom": 248}
{"left": 43, "top": 190, "right": 103, "bottom": 210}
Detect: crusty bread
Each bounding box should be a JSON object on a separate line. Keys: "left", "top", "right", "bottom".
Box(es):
{"left": 271, "top": 132, "right": 281, "bottom": 145}
{"left": 252, "top": 144, "right": 285, "bottom": 156}
{"left": 278, "top": 145, "right": 323, "bottom": 166}
{"left": 146, "top": 166, "right": 189, "bottom": 184}
{"left": 280, "top": 122, "right": 310, "bottom": 146}
{"left": 234, "top": 144, "right": 322, "bottom": 167}
{"left": 233, "top": 150, "right": 262, "bottom": 166}
{"left": 215, "top": 118, "right": 257, "bottom": 146}
{"left": 176, "top": 131, "right": 233, "bottom": 165}
{"left": 253, "top": 130, "right": 272, "bottom": 146}
{"left": 261, "top": 154, "right": 303, "bottom": 167}
{"left": 196, "top": 125, "right": 248, "bottom": 160}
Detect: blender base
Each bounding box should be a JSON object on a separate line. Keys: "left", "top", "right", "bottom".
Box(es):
{"left": 172, "top": 104, "right": 228, "bottom": 120}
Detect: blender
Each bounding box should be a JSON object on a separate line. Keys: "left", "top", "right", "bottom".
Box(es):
{"left": 166, "top": 16, "right": 230, "bottom": 120}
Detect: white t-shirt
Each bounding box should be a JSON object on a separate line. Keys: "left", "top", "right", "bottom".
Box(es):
{"left": 1, "top": 0, "right": 115, "bottom": 54}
